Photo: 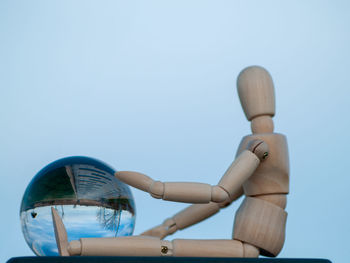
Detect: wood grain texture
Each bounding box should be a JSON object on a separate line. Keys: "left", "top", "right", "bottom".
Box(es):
{"left": 172, "top": 239, "right": 247, "bottom": 257}
{"left": 255, "top": 194, "right": 287, "bottom": 209}
{"left": 251, "top": 115, "right": 274, "bottom": 134}
{"left": 233, "top": 197, "right": 287, "bottom": 257}
{"left": 162, "top": 182, "right": 212, "bottom": 203}
{"left": 172, "top": 202, "right": 221, "bottom": 230}
{"left": 236, "top": 133, "right": 289, "bottom": 196}
{"left": 141, "top": 187, "right": 244, "bottom": 239}
{"left": 115, "top": 171, "right": 154, "bottom": 192}
{"left": 218, "top": 150, "right": 260, "bottom": 199}
{"left": 141, "top": 218, "right": 177, "bottom": 239}
{"left": 79, "top": 236, "right": 166, "bottom": 256}
{"left": 237, "top": 66, "right": 275, "bottom": 121}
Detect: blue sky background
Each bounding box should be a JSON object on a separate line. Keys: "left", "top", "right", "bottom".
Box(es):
{"left": 1, "top": 1, "right": 349, "bottom": 262}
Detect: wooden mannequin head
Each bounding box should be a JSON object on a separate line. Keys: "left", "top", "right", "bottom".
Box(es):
{"left": 237, "top": 66, "right": 275, "bottom": 134}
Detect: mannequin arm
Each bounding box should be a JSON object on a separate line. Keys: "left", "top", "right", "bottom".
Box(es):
{"left": 141, "top": 188, "right": 243, "bottom": 239}
{"left": 115, "top": 139, "right": 268, "bottom": 204}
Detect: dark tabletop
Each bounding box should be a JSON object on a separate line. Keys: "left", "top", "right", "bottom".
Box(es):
{"left": 7, "top": 257, "right": 332, "bottom": 263}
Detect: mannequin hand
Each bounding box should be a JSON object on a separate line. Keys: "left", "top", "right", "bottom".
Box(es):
{"left": 140, "top": 219, "right": 177, "bottom": 239}
{"left": 140, "top": 225, "right": 169, "bottom": 239}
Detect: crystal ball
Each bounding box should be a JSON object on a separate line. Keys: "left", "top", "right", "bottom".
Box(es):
{"left": 20, "top": 156, "right": 136, "bottom": 256}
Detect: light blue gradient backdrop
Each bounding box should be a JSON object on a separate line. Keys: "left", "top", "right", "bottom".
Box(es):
{"left": 1, "top": 1, "right": 349, "bottom": 262}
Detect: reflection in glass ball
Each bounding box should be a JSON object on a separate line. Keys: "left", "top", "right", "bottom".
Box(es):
{"left": 20, "top": 156, "right": 136, "bottom": 256}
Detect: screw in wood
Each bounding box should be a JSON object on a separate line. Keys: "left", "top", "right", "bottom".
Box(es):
{"left": 161, "top": 246, "right": 168, "bottom": 254}
{"left": 263, "top": 152, "right": 269, "bottom": 159}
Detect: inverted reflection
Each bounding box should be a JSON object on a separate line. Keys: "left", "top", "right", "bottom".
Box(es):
{"left": 20, "top": 156, "right": 136, "bottom": 256}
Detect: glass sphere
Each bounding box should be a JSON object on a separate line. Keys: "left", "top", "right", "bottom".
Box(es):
{"left": 20, "top": 156, "right": 136, "bottom": 256}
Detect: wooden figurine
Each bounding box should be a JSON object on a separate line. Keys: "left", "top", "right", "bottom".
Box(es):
{"left": 51, "top": 65, "right": 289, "bottom": 258}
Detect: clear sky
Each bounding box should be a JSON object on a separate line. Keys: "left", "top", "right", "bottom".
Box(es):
{"left": 1, "top": 1, "right": 349, "bottom": 262}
